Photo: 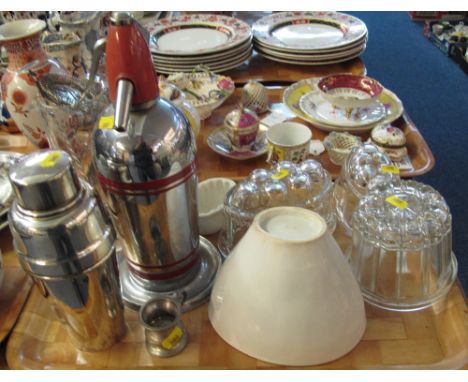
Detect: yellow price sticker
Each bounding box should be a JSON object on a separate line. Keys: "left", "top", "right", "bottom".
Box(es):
{"left": 271, "top": 168, "right": 289, "bottom": 180}
{"left": 98, "top": 116, "right": 115, "bottom": 129}
{"left": 161, "top": 326, "right": 184, "bottom": 350}
{"left": 386, "top": 195, "right": 408, "bottom": 209}
{"left": 381, "top": 165, "right": 400, "bottom": 174}
{"left": 40, "top": 152, "right": 62, "bottom": 168}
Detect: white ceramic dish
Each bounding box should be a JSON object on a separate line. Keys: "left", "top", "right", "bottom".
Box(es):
{"left": 317, "top": 74, "right": 383, "bottom": 109}
{"left": 253, "top": 33, "right": 367, "bottom": 54}
{"left": 153, "top": 48, "right": 252, "bottom": 71}
{"left": 155, "top": 58, "right": 249, "bottom": 75}
{"left": 299, "top": 91, "right": 386, "bottom": 128}
{"left": 207, "top": 127, "right": 267, "bottom": 160}
{"left": 151, "top": 38, "right": 252, "bottom": 63}
{"left": 283, "top": 79, "right": 404, "bottom": 132}
{"left": 198, "top": 178, "right": 236, "bottom": 235}
{"left": 254, "top": 41, "right": 366, "bottom": 61}
{"left": 146, "top": 14, "right": 252, "bottom": 56}
{"left": 161, "top": 71, "right": 235, "bottom": 119}
{"left": 252, "top": 12, "right": 367, "bottom": 52}
{"left": 257, "top": 49, "right": 363, "bottom": 66}
{"left": 209, "top": 207, "right": 366, "bottom": 366}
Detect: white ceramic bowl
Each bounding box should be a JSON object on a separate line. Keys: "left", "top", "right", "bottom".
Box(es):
{"left": 198, "top": 178, "right": 236, "bottom": 235}
{"left": 209, "top": 206, "right": 366, "bottom": 366}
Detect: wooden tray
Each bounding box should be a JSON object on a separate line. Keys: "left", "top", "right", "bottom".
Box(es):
{"left": 195, "top": 88, "right": 435, "bottom": 181}
{"left": 5, "top": 225, "right": 468, "bottom": 369}
{"left": 0, "top": 229, "right": 33, "bottom": 344}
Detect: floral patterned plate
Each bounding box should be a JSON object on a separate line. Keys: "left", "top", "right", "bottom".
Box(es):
{"left": 160, "top": 71, "right": 235, "bottom": 119}
{"left": 299, "top": 91, "right": 386, "bottom": 128}
{"left": 283, "top": 78, "right": 404, "bottom": 133}
{"left": 144, "top": 14, "right": 251, "bottom": 56}
{"left": 207, "top": 127, "right": 267, "bottom": 160}
{"left": 153, "top": 48, "right": 252, "bottom": 70}
{"left": 253, "top": 11, "right": 367, "bottom": 52}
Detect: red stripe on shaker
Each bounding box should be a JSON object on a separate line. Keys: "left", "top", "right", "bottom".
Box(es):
{"left": 125, "top": 246, "right": 199, "bottom": 270}
{"left": 97, "top": 161, "right": 196, "bottom": 194}
{"left": 127, "top": 252, "right": 200, "bottom": 281}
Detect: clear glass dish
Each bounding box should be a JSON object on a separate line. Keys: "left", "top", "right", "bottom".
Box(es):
{"left": 333, "top": 142, "right": 397, "bottom": 234}
{"left": 218, "top": 159, "right": 335, "bottom": 258}
{"left": 349, "top": 179, "right": 457, "bottom": 311}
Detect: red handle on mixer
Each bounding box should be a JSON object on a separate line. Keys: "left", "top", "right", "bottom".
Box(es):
{"left": 106, "top": 22, "right": 159, "bottom": 104}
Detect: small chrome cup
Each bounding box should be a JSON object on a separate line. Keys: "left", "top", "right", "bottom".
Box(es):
{"left": 139, "top": 296, "right": 188, "bottom": 357}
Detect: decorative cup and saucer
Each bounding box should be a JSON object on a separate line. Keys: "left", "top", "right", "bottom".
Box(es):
{"left": 208, "top": 106, "right": 267, "bottom": 160}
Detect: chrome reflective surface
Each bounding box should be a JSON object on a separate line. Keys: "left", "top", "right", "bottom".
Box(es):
{"left": 93, "top": 97, "right": 200, "bottom": 283}
{"left": 118, "top": 236, "right": 221, "bottom": 312}
{"left": 139, "top": 295, "right": 189, "bottom": 357}
{"left": 8, "top": 150, "right": 126, "bottom": 351}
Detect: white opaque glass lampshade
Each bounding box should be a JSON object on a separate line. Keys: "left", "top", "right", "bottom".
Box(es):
{"left": 209, "top": 206, "right": 366, "bottom": 366}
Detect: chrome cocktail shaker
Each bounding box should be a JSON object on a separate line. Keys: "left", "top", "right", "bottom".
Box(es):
{"left": 8, "top": 149, "right": 126, "bottom": 351}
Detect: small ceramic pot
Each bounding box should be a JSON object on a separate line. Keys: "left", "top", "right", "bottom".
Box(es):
{"left": 241, "top": 80, "right": 270, "bottom": 114}
{"left": 323, "top": 131, "right": 362, "bottom": 166}
{"left": 370, "top": 123, "right": 407, "bottom": 162}
{"left": 266, "top": 122, "right": 312, "bottom": 164}
{"left": 224, "top": 106, "right": 259, "bottom": 151}
{"left": 209, "top": 206, "right": 366, "bottom": 366}
{"left": 198, "top": 177, "right": 236, "bottom": 235}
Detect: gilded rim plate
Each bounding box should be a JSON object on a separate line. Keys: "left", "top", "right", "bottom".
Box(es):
{"left": 255, "top": 42, "right": 366, "bottom": 61}
{"left": 257, "top": 50, "right": 363, "bottom": 66}
{"left": 253, "top": 33, "right": 367, "bottom": 55}
{"left": 155, "top": 54, "right": 251, "bottom": 74}
{"left": 283, "top": 79, "right": 405, "bottom": 132}
{"left": 207, "top": 128, "right": 267, "bottom": 160}
{"left": 299, "top": 91, "right": 386, "bottom": 128}
{"left": 145, "top": 14, "right": 252, "bottom": 56}
{"left": 153, "top": 48, "right": 252, "bottom": 70}
{"left": 253, "top": 11, "right": 367, "bottom": 52}
{"left": 151, "top": 38, "right": 252, "bottom": 63}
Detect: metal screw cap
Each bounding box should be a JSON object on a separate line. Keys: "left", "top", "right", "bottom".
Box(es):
{"left": 9, "top": 150, "right": 81, "bottom": 212}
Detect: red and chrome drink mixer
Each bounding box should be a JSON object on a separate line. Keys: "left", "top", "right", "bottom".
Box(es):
{"left": 92, "top": 12, "right": 220, "bottom": 311}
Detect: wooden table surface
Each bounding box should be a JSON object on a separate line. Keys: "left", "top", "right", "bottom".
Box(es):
{"left": 0, "top": 229, "right": 33, "bottom": 344}
{"left": 5, "top": 224, "right": 468, "bottom": 370}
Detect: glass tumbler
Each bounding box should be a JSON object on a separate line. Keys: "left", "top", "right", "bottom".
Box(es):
{"left": 349, "top": 180, "right": 457, "bottom": 311}
{"left": 38, "top": 72, "right": 108, "bottom": 181}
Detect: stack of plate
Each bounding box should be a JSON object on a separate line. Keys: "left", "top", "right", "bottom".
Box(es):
{"left": 143, "top": 14, "right": 253, "bottom": 74}
{"left": 283, "top": 78, "right": 404, "bottom": 133}
{"left": 252, "top": 11, "right": 368, "bottom": 65}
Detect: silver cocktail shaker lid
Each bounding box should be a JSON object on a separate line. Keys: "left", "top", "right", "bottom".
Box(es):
{"left": 9, "top": 150, "right": 81, "bottom": 212}
{"left": 8, "top": 149, "right": 116, "bottom": 278}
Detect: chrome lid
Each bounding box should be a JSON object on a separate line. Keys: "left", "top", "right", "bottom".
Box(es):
{"left": 9, "top": 150, "right": 81, "bottom": 212}
{"left": 93, "top": 98, "right": 195, "bottom": 187}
